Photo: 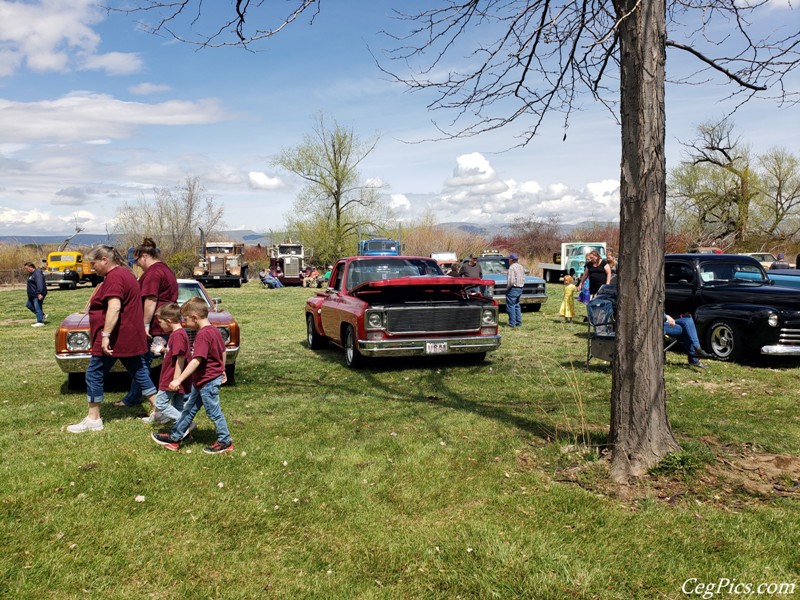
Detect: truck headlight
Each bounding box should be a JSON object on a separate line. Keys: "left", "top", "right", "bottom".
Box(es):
{"left": 482, "top": 308, "right": 498, "bottom": 326}
{"left": 767, "top": 312, "right": 779, "bottom": 327}
{"left": 486, "top": 285, "right": 495, "bottom": 298}
{"left": 66, "top": 331, "right": 90, "bottom": 351}
{"left": 366, "top": 311, "right": 385, "bottom": 330}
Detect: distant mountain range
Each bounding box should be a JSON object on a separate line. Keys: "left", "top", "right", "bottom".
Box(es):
{"left": 1, "top": 221, "right": 616, "bottom": 247}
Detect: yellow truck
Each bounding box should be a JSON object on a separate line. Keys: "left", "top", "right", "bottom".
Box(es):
{"left": 43, "top": 250, "right": 100, "bottom": 290}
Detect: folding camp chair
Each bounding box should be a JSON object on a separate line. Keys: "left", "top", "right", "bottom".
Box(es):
{"left": 586, "top": 297, "right": 616, "bottom": 367}
{"left": 586, "top": 296, "right": 680, "bottom": 368}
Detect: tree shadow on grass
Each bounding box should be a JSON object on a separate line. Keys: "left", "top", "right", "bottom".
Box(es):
{"left": 281, "top": 339, "right": 610, "bottom": 448}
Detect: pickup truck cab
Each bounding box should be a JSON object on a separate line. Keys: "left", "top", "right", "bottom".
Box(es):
{"left": 305, "top": 256, "right": 501, "bottom": 367}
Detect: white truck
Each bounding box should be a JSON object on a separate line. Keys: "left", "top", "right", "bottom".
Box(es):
{"left": 538, "top": 242, "right": 607, "bottom": 283}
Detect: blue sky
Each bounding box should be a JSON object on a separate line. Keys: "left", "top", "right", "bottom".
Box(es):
{"left": 0, "top": 0, "right": 797, "bottom": 236}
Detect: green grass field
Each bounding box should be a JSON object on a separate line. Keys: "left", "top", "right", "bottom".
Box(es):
{"left": 1, "top": 282, "right": 798, "bottom": 599}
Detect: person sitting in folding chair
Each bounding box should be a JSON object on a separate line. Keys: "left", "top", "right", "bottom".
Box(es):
{"left": 664, "top": 314, "right": 712, "bottom": 368}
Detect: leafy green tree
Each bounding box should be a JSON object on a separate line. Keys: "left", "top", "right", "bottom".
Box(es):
{"left": 755, "top": 148, "right": 800, "bottom": 240}
{"left": 274, "top": 114, "right": 390, "bottom": 263}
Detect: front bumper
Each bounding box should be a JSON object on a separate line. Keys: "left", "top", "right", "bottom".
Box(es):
{"left": 492, "top": 294, "right": 548, "bottom": 307}
{"left": 760, "top": 345, "right": 800, "bottom": 356}
{"left": 55, "top": 346, "right": 240, "bottom": 373}
{"left": 45, "top": 273, "right": 78, "bottom": 285}
{"left": 358, "top": 335, "right": 501, "bottom": 357}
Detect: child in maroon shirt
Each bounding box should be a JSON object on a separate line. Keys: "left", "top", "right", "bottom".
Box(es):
{"left": 141, "top": 303, "right": 190, "bottom": 425}
{"left": 151, "top": 297, "right": 233, "bottom": 454}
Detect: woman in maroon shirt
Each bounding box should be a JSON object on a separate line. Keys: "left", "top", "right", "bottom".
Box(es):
{"left": 116, "top": 238, "right": 179, "bottom": 408}
{"left": 66, "top": 245, "right": 158, "bottom": 433}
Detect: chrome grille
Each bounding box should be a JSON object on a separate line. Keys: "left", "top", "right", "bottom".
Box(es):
{"left": 208, "top": 260, "right": 226, "bottom": 275}
{"left": 523, "top": 282, "right": 545, "bottom": 295}
{"left": 778, "top": 327, "right": 800, "bottom": 345}
{"left": 386, "top": 306, "right": 482, "bottom": 334}
{"left": 284, "top": 256, "right": 301, "bottom": 277}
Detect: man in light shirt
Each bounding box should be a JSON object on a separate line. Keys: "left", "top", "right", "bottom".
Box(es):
{"left": 505, "top": 253, "right": 525, "bottom": 328}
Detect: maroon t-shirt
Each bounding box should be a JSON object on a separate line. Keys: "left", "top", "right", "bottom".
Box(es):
{"left": 89, "top": 266, "right": 148, "bottom": 357}
{"left": 138, "top": 261, "right": 178, "bottom": 336}
{"left": 158, "top": 327, "right": 191, "bottom": 394}
{"left": 190, "top": 325, "right": 225, "bottom": 389}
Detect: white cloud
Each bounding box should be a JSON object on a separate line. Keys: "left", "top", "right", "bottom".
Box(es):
{"left": 0, "top": 0, "right": 141, "bottom": 77}
{"left": 0, "top": 205, "right": 106, "bottom": 234}
{"left": 409, "top": 152, "right": 621, "bottom": 225}
{"left": 81, "top": 51, "right": 142, "bottom": 75}
{"left": 248, "top": 172, "right": 284, "bottom": 190}
{"left": 130, "top": 82, "right": 172, "bottom": 96}
{"left": 0, "top": 93, "right": 230, "bottom": 144}
{"left": 389, "top": 193, "right": 411, "bottom": 211}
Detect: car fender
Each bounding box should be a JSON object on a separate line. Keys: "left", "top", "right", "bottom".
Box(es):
{"left": 694, "top": 304, "right": 781, "bottom": 346}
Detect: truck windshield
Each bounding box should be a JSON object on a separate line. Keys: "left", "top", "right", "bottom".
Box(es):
{"left": 478, "top": 258, "right": 509, "bottom": 274}
{"left": 347, "top": 259, "right": 443, "bottom": 290}
{"left": 364, "top": 241, "right": 398, "bottom": 253}
{"left": 278, "top": 245, "right": 302, "bottom": 255}
{"left": 568, "top": 245, "right": 606, "bottom": 258}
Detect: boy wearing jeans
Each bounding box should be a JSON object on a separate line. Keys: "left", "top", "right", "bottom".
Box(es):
{"left": 151, "top": 297, "right": 234, "bottom": 454}
{"left": 141, "top": 303, "right": 190, "bottom": 425}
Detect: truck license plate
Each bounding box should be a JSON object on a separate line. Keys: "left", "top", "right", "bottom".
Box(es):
{"left": 213, "top": 275, "right": 220, "bottom": 279}
{"left": 426, "top": 342, "right": 447, "bottom": 354}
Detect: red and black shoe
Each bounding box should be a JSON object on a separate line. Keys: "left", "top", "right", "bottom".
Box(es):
{"left": 151, "top": 432, "right": 180, "bottom": 452}
{"left": 203, "top": 440, "right": 234, "bottom": 455}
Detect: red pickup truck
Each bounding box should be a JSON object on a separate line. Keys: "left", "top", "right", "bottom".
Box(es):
{"left": 305, "top": 256, "right": 501, "bottom": 367}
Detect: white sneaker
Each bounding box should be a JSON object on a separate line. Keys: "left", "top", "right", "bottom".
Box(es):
{"left": 32, "top": 322, "right": 45, "bottom": 327}
{"left": 66, "top": 417, "right": 104, "bottom": 433}
{"left": 43, "top": 313, "right": 49, "bottom": 322}
{"left": 140, "top": 411, "right": 169, "bottom": 425}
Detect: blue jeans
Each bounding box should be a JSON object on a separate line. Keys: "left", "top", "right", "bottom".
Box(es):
{"left": 120, "top": 348, "right": 155, "bottom": 406}
{"left": 26, "top": 297, "right": 45, "bottom": 322}
{"left": 154, "top": 389, "right": 187, "bottom": 421}
{"left": 170, "top": 376, "right": 231, "bottom": 444}
{"left": 506, "top": 287, "right": 523, "bottom": 327}
{"left": 85, "top": 354, "right": 157, "bottom": 404}
{"left": 664, "top": 316, "right": 702, "bottom": 363}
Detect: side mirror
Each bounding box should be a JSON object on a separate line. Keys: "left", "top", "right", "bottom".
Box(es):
{"left": 211, "top": 297, "right": 222, "bottom": 312}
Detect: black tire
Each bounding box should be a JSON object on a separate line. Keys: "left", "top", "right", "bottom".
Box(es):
{"left": 59, "top": 283, "right": 70, "bottom": 290}
{"left": 706, "top": 320, "right": 743, "bottom": 362}
{"left": 306, "top": 314, "right": 328, "bottom": 349}
{"left": 67, "top": 372, "right": 85, "bottom": 389}
{"left": 527, "top": 304, "right": 542, "bottom": 312}
{"left": 225, "top": 363, "right": 236, "bottom": 385}
{"left": 343, "top": 325, "right": 364, "bottom": 368}
{"left": 241, "top": 267, "right": 249, "bottom": 283}
{"left": 233, "top": 278, "right": 242, "bottom": 288}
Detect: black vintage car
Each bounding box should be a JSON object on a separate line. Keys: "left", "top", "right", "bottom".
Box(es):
{"left": 597, "top": 254, "right": 800, "bottom": 362}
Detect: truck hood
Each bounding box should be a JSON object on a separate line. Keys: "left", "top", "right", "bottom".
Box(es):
{"left": 350, "top": 276, "right": 493, "bottom": 301}
{"left": 480, "top": 274, "right": 546, "bottom": 285}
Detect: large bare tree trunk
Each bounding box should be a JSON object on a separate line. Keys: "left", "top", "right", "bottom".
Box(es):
{"left": 611, "top": 0, "right": 678, "bottom": 481}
